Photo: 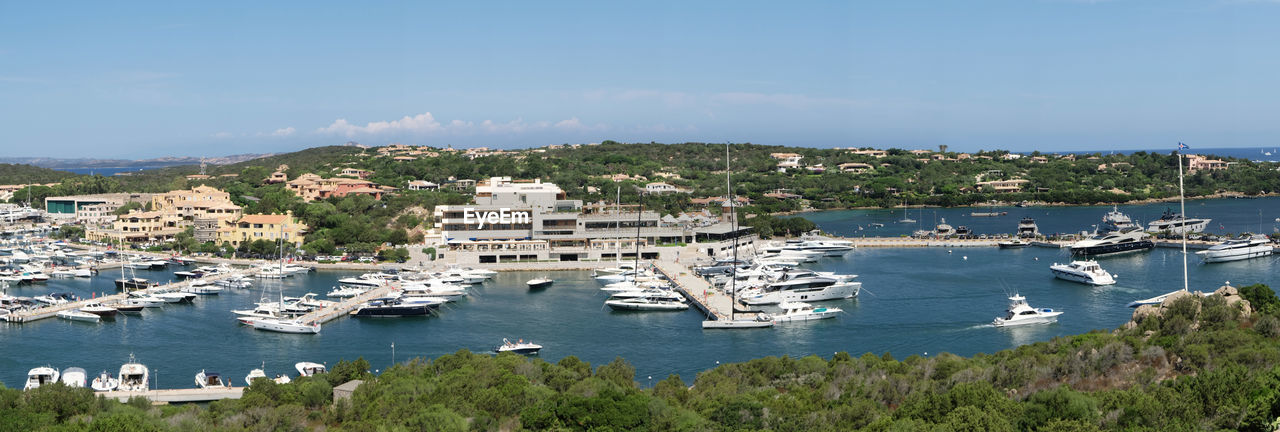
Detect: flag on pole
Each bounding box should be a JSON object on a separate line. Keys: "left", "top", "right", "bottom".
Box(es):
{"left": 1178, "top": 142, "right": 1189, "bottom": 149}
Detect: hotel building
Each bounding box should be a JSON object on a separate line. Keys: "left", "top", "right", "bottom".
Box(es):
{"left": 433, "top": 177, "right": 753, "bottom": 264}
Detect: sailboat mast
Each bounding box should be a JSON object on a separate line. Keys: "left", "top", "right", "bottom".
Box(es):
{"left": 727, "top": 142, "right": 736, "bottom": 321}
{"left": 633, "top": 193, "right": 643, "bottom": 278}
{"left": 1178, "top": 149, "right": 1188, "bottom": 292}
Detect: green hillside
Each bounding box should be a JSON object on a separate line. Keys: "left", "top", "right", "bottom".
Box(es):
{"left": 0, "top": 163, "right": 78, "bottom": 185}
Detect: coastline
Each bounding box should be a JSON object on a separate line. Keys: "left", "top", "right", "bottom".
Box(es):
{"left": 773, "top": 191, "right": 1280, "bottom": 217}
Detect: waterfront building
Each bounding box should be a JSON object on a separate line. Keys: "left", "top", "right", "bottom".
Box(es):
{"left": 76, "top": 203, "right": 121, "bottom": 226}
{"left": 44, "top": 193, "right": 152, "bottom": 216}
{"left": 216, "top": 212, "right": 308, "bottom": 248}
{"left": 434, "top": 177, "right": 752, "bottom": 264}
{"left": 86, "top": 209, "right": 185, "bottom": 243}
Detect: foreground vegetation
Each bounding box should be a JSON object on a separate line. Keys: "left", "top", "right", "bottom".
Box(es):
{"left": 4, "top": 284, "right": 1280, "bottom": 431}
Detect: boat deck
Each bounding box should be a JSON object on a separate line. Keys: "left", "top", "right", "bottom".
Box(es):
{"left": 2, "top": 268, "right": 256, "bottom": 323}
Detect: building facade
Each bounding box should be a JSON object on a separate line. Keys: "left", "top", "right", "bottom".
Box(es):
{"left": 216, "top": 212, "right": 308, "bottom": 248}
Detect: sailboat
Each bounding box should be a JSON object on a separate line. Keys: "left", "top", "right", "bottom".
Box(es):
{"left": 897, "top": 199, "right": 916, "bottom": 224}
{"left": 704, "top": 143, "right": 774, "bottom": 329}
{"left": 1128, "top": 144, "right": 1211, "bottom": 308}
{"left": 251, "top": 224, "right": 321, "bottom": 334}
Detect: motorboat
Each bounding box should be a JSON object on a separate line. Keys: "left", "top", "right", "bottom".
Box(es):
{"left": 254, "top": 267, "right": 290, "bottom": 279}
{"left": 608, "top": 289, "right": 684, "bottom": 302}
{"left": 1049, "top": 261, "right": 1116, "bottom": 285}
{"left": 153, "top": 291, "right": 196, "bottom": 303}
{"left": 779, "top": 240, "right": 854, "bottom": 256}
{"left": 115, "top": 277, "right": 157, "bottom": 290}
{"left": 90, "top": 370, "right": 119, "bottom": 392}
{"left": 35, "top": 292, "right": 78, "bottom": 305}
{"left": 1127, "top": 290, "right": 1212, "bottom": 308}
{"left": 997, "top": 239, "right": 1030, "bottom": 248}
{"left": 252, "top": 317, "right": 321, "bottom": 334}
{"left": 57, "top": 309, "right": 101, "bottom": 322}
{"left": 24, "top": 366, "right": 59, "bottom": 390}
{"left": 123, "top": 294, "right": 167, "bottom": 307}
{"left": 169, "top": 256, "right": 197, "bottom": 266}
{"left": 326, "top": 285, "right": 368, "bottom": 298}
{"left": 245, "top": 368, "right": 267, "bottom": 385}
{"left": 60, "top": 367, "right": 87, "bottom": 388}
{"left": 117, "top": 355, "right": 149, "bottom": 392}
{"left": 934, "top": 218, "right": 956, "bottom": 237}
{"left": 737, "top": 273, "right": 861, "bottom": 306}
{"left": 1068, "top": 228, "right": 1154, "bottom": 256}
{"left": 526, "top": 277, "right": 554, "bottom": 289}
{"left": 1101, "top": 206, "right": 1137, "bottom": 233}
{"left": 1197, "top": 236, "right": 1274, "bottom": 263}
{"left": 992, "top": 294, "right": 1062, "bottom": 327}
{"left": 771, "top": 302, "right": 841, "bottom": 323}
{"left": 338, "top": 273, "right": 388, "bottom": 287}
{"left": 1016, "top": 217, "right": 1039, "bottom": 238}
{"left": 701, "top": 315, "right": 775, "bottom": 329}
{"left": 80, "top": 302, "right": 119, "bottom": 317}
{"left": 604, "top": 296, "right": 689, "bottom": 311}
{"left": 1147, "top": 208, "right": 1210, "bottom": 234}
{"left": 195, "top": 370, "right": 228, "bottom": 388}
{"left": 184, "top": 280, "right": 224, "bottom": 295}
{"left": 110, "top": 301, "right": 146, "bottom": 314}
{"left": 296, "top": 362, "right": 326, "bottom": 377}
{"left": 352, "top": 297, "right": 439, "bottom": 317}
{"left": 215, "top": 276, "right": 254, "bottom": 289}
{"left": 495, "top": 338, "right": 543, "bottom": 355}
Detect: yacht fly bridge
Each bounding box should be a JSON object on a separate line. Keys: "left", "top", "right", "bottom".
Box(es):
{"left": 0, "top": 265, "right": 256, "bottom": 323}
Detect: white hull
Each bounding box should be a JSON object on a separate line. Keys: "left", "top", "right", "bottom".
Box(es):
{"left": 739, "top": 282, "right": 860, "bottom": 305}
{"left": 993, "top": 314, "right": 1060, "bottom": 327}
{"left": 772, "top": 311, "right": 840, "bottom": 322}
{"left": 1148, "top": 219, "right": 1210, "bottom": 234}
{"left": 252, "top": 318, "right": 321, "bottom": 334}
{"left": 702, "top": 319, "right": 774, "bottom": 329}
{"left": 57, "top": 310, "right": 101, "bottom": 322}
{"left": 1050, "top": 269, "right": 1115, "bottom": 285}
{"left": 1199, "top": 245, "right": 1273, "bottom": 263}
{"left": 605, "top": 299, "right": 689, "bottom": 311}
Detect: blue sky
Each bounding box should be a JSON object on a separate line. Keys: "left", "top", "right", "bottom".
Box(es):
{"left": 1, "top": 1, "right": 1278, "bottom": 158}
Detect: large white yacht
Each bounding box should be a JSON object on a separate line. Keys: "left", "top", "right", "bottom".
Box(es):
{"left": 1049, "top": 260, "right": 1117, "bottom": 285}
{"left": 117, "top": 355, "right": 149, "bottom": 392}
{"left": 737, "top": 273, "right": 860, "bottom": 305}
{"left": 1196, "top": 236, "right": 1274, "bottom": 263}
{"left": 992, "top": 295, "right": 1062, "bottom": 327}
{"left": 1147, "top": 208, "right": 1211, "bottom": 234}
{"left": 1068, "top": 228, "right": 1154, "bottom": 256}
{"left": 24, "top": 366, "right": 59, "bottom": 390}
{"left": 771, "top": 302, "right": 842, "bottom": 323}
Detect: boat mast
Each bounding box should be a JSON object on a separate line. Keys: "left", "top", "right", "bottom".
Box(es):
{"left": 726, "top": 142, "right": 736, "bottom": 321}
{"left": 633, "top": 192, "right": 643, "bottom": 281}
{"left": 1177, "top": 147, "right": 1188, "bottom": 293}
{"left": 616, "top": 186, "right": 621, "bottom": 265}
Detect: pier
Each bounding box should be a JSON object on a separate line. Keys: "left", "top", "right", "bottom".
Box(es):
{"left": 99, "top": 386, "right": 244, "bottom": 403}
{"left": 297, "top": 284, "right": 394, "bottom": 324}
{"left": 2, "top": 268, "right": 255, "bottom": 323}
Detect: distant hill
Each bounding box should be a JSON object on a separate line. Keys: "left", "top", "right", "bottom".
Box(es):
{"left": 0, "top": 153, "right": 274, "bottom": 169}
{"left": 0, "top": 163, "right": 80, "bottom": 185}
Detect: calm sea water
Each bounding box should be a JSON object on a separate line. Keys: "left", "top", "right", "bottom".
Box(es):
{"left": 3, "top": 198, "right": 1280, "bottom": 389}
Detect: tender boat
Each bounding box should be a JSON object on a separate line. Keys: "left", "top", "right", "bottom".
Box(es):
{"left": 1068, "top": 228, "right": 1154, "bottom": 256}
{"left": 117, "top": 355, "right": 149, "bottom": 392}
{"left": 252, "top": 317, "right": 321, "bottom": 334}
{"left": 296, "top": 362, "right": 326, "bottom": 377}
{"left": 604, "top": 296, "right": 689, "bottom": 311}
{"left": 495, "top": 338, "right": 543, "bottom": 355}
{"left": 90, "top": 370, "right": 119, "bottom": 392}
{"left": 57, "top": 309, "right": 102, "bottom": 322}
{"left": 1147, "top": 208, "right": 1210, "bottom": 234}
{"left": 24, "top": 366, "right": 59, "bottom": 390}
{"left": 245, "top": 368, "right": 267, "bottom": 385}
{"left": 992, "top": 294, "right": 1062, "bottom": 327}
{"left": 526, "top": 277, "right": 554, "bottom": 289}
{"left": 195, "top": 370, "right": 228, "bottom": 388}
{"left": 60, "top": 367, "right": 87, "bottom": 388}
{"left": 1049, "top": 260, "right": 1116, "bottom": 285}
{"left": 771, "top": 302, "right": 841, "bottom": 323}
{"left": 80, "top": 302, "right": 119, "bottom": 317}
{"left": 1197, "top": 236, "right": 1274, "bottom": 263}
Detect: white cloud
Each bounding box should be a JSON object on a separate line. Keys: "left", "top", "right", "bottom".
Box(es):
{"left": 211, "top": 132, "right": 233, "bottom": 138}
{"left": 316, "top": 112, "right": 604, "bottom": 137}
{"left": 317, "top": 112, "right": 444, "bottom": 137}
{"left": 270, "top": 127, "right": 295, "bottom": 137}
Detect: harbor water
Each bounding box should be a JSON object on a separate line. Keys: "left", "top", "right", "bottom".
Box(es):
{"left": 4, "top": 198, "right": 1280, "bottom": 389}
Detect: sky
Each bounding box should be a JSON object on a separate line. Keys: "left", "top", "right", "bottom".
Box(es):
{"left": 1, "top": 0, "right": 1278, "bottom": 158}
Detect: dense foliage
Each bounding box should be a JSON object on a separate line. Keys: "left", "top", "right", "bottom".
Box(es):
{"left": 4, "top": 284, "right": 1279, "bottom": 430}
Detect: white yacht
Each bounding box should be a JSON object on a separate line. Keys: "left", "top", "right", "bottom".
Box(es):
{"left": 934, "top": 218, "right": 956, "bottom": 237}
{"left": 57, "top": 309, "right": 102, "bottom": 322}
{"left": 604, "top": 296, "right": 689, "bottom": 311}
{"left": 526, "top": 277, "right": 554, "bottom": 289}
{"left": 245, "top": 368, "right": 267, "bottom": 385}
{"left": 1049, "top": 261, "right": 1116, "bottom": 285}
{"left": 195, "top": 370, "right": 228, "bottom": 388}
{"left": 779, "top": 240, "right": 854, "bottom": 256}
{"left": 992, "top": 294, "right": 1062, "bottom": 327}
{"left": 495, "top": 338, "right": 543, "bottom": 355}
{"left": 737, "top": 274, "right": 860, "bottom": 306}
{"left": 1068, "top": 228, "right": 1154, "bottom": 256}
{"left": 296, "top": 362, "right": 326, "bottom": 377}
{"left": 25, "top": 366, "right": 59, "bottom": 390}
{"left": 252, "top": 317, "right": 321, "bottom": 334}
{"left": 338, "top": 273, "right": 387, "bottom": 287}
{"left": 771, "top": 302, "right": 842, "bottom": 323}
{"left": 91, "top": 370, "right": 119, "bottom": 392}
{"left": 117, "top": 355, "right": 149, "bottom": 392}
{"left": 1147, "top": 208, "right": 1211, "bottom": 234}
{"left": 1197, "top": 236, "right": 1274, "bottom": 263}
{"left": 60, "top": 367, "right": 87, "bottom": 388}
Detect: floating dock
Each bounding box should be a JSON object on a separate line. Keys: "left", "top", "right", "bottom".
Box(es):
{"left": 99, "top": 386, "right": 244, "bottom": 403}
{"left": 2, "top": 268, "right": 255, "bottom": 323}
{"left": 296, "top": 284, "right": 394, "bottom": 324}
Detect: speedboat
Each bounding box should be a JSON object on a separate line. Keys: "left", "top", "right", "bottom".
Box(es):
{"left": 91, "top": 370, "right": 119, "bottom": 392}
{"left": 117, "top": 355, "right": 149, "bottom": 392}
{"left": 195, "top": 370, "right": 228, "bottom": 388}
{"left": 1068, "top": 228, "right": 1154, "bottom": 256}
{"left": 608, "top": 289, "right": 684, "bottom": 302}
{"left": 79, "top": 302, "right": 119, "bottom": 317}
{"left": 1147, "top": 208, "right": 1210, "bottom": 234}
{"left": 992, "top": 294, "right": 1062, "bottom": 327}
{"left": 338, "top": 273, "right": 387, "bottom": 287}
{"left": 215, "top": 276, "right": 254, "bottom": 289}
{"left": 35, "top": 292, "right": 79, "bottom": 305}
{"left": 60, "top": 367, "right": 87, "bottom": 388}
{"left": 110, "top": 301, "right": 146, "bottom": 314}
{"left": 252, "top": 317, "right": 321, "bottom": 334}
{"left": 526, "top": 277, "right": 554, "bottom": 289}
{"left": 184, "top": 280, "right": 224, "bottom": 295}
{"left": 495, "top": 338, "right": 542, "bottom": 355}
{"left": 604, "top": 296, "right": 689, "bottom": 311}
{"left": 326, "top": 285, "right": 368, "bottom": 298}
{"left": 124, "top": 294, "right": 167, "bottom": 307}
{"left": 24, "top": 366, "right": 59, "bottom": 390}
{"left": 296, "top": 362, "right": 326, "bottom": 377}
{"left": 352, "top": 297, "right": 440, "bottom": 317}
{"left": 997, "top": 239, "right": 1030, "bottom": 248}
{"left": 771, "top": 302, "right": 841, "bottom": 323}
{"left": 1049, "top": 261, "right": 1116, "bottom": 285}
{"left": 245, "top": 368, "right": 267, "bottom": 385}
{"left": 57, "top": 309, "right": 102, "bottom": 322}
{"left": 154, "top": 291, "right": 197, "bottom": 303}
{"left": 1197, "top": 236, "right": 1274, "bottom": 263}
